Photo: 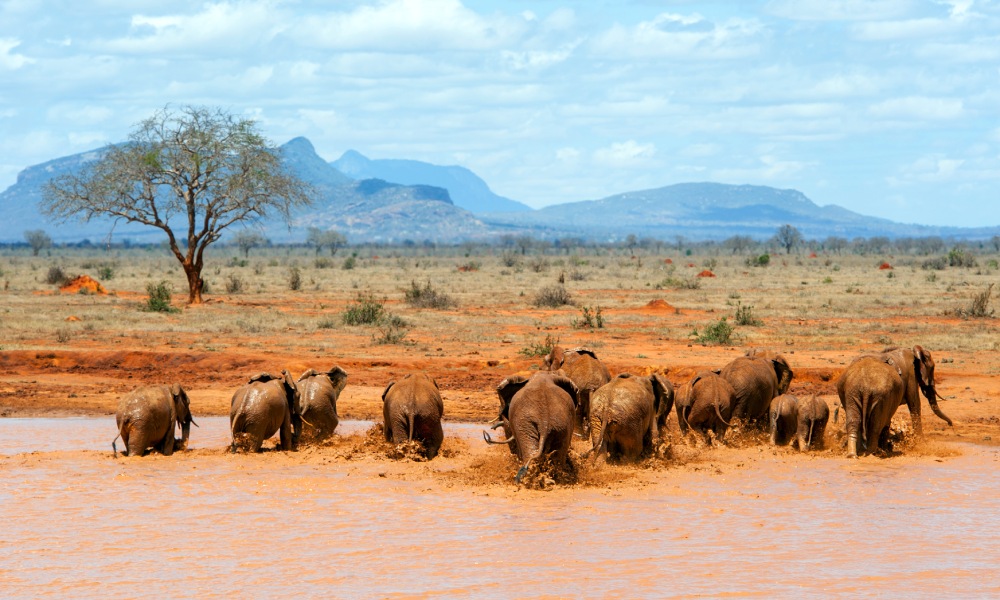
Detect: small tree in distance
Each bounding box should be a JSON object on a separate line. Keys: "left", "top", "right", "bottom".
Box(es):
{"left": 24, "top": 229, "right": 52, "bottom": 256}
{"left": 232, "top": 229, "right": 268, "bottom": 258}
{"left": 307, "top": 227, "right": 347, "bottom": 256}
{"left": 774, "top": 224, "right": 803, "bottom": 254}
{"left": 42, "top": 105, "right": 313, "bottom": 304}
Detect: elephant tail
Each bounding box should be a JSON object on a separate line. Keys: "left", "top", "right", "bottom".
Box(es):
{"left": 111, "top": 432, "right": 122, "bottom": 457}
{"left": 407, "top": 411, "right": 415, "bottom": 442}
{"left": 807, "top": 413, "right": 816, "bottom": 449}
{"left": 230, "top": 409, "right": 246, "bottom": 453}
{"left": 584, "top": 419, "right": 609, "bottom": 464}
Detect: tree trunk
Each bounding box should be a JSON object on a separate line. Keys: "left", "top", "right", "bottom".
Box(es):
{"left": 183, "top": 261, "right": 204, "bottom": 304}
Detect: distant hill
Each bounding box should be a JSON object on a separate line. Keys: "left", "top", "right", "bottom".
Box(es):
{"left": 332, "top": 150, "right": 531, "bottom": 213}
{"left": 481, "top": 182, "right": 998, "bottom": 240}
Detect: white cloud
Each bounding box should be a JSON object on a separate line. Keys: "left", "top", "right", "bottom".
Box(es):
{"left": 593, "top": 140, "right": 656, "bottom": 167}
{"left": 765, "top": 0, "right": 914, "bottom": 21}
{"left": 868, "top": 96, "right": 964, "bottom": 119}
{"left": 501, "top": 40, "right": 579, "bottom": 71}
{"left": 0, "top": 38, "right": 33, "bottom": 69}
{"left": 591, "top": 13, "right": 765, "bottom": 60}
{"left": 889, "top": 155, "right": 965, "bottom": 185}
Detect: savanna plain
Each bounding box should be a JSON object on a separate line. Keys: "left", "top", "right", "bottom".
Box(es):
{"left": 2, "top": 245, "right": 1000, "bottom": 597}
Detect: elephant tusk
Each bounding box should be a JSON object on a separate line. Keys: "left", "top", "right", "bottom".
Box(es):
{"left": 189, "top": 418, "right": 200, "bottom": 428}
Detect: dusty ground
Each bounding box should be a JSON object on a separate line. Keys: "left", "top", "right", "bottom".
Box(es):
{"left": 1, "top": 247, "right": 998, "bottom": 449}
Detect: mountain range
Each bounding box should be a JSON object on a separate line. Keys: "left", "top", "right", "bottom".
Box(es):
{"left": 0, "top": 136, "right": 995, "bottom": 244}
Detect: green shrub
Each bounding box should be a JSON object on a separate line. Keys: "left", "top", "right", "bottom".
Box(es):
{"left": 404, "top": 280, "right": 455, "bottom": 309}
{"left": 342, "top": 255, "right": 357, "bottom": 270}
{"left": 519, "top": 333, "right": 559, "bottom": 358}
{"left": 572, "top": 306, "right": 604, "bottom": 329}
{"left": 692, "top": 317, "right": 735, "bottom": 345}
{"left": 373, "top": 314, "right": 409, "bottom": 345}
{"left": 948, "top": 248, "right": 977, "bottom": 268}
{"left": 288, "top": 266, "right": 302, "bottom": 291}
{"left": 733, "top": 302, "right": 763, "bottom": 326}
{"left": 144, "top": 281, "right": 177, "bottom": 313}
{"left": 922, "top": 257, "right": 948, "bottom": 270}
{"left": 45, "top": 265, "right": 68, "bottom": 286}
{"left": 97, "top": 264, "right": 116, "bottom": 280}
{"left": 342, "top": 291, "right": 387, "bottom": 325}
{"left": 655, "top": 276, "right": 700, "bottom": 290}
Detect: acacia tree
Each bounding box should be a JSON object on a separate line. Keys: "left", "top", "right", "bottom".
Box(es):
{"left": 24, "top": 229, "right": 52, "bottom": 256}
{"left": 232, "top": 229, "right": 268, "bottom": 258}
{"left": 306, "top": 226, "right": 347, "bottom": 256}
{"left": 42, "top": 105, "right": 313, "bottom": 304}
{"left": 774, "top": 224, "right": 803, "bottom": 254}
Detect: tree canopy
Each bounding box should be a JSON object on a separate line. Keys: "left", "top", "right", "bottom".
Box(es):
{"left": 42, "top": 105, "right": 313, "bottom": 304}
{"left": 24, "top": 229, "right": 52, "bottom": 256}
{"left": 307, "top": 227, "right": 347, "bottom": 256}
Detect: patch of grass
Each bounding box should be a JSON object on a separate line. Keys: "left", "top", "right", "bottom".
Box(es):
{"left": 343, "top": 291, "right": 387, "bottom": 325}
{"left": 533, "top": 284, "right": 572, "bottom": 307}
{"left": 519, "top": 333, "right": 560, "bottom": 358}
{"left": 733, "top": 302, "right": 763, "bottom": 326}
{"left": 144, "top": 281, "right": 178, "bottom": 313}
{"left": 655, "top": 276, "right": 700, "bottom": 290}
{"left": 404, "top": 280, "right": 455, "bottom": 309}
{"left": 692, "top": 317, "right": 736, "bottom": 345}
{"left": 572, "top": 305, "right": 604, "bottom": 329}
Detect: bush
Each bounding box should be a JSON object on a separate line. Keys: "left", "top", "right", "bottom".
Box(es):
{"left": 342, "top": 255, "right": 357, "bottom": 270}
{"left": 96, "top": 264, "right": 116, "bottom": 280}
{"left": 144, "top": 281, "right": 177, "bottom": 313}
{"left": 342, "top": 291, "right": 387, "bottom": 325}
{"left": 956, "top": 283, "right": 995, "bottom": 319}
{"left": 733, "top": 302, "right": 763, "bottom": 326}
{"left": 225, "top": 274, "right": 245, "bottom": 294}
{"left": 404, "top": 280, "right": 455, "bottom": 309}
{"left": 655, "top": 276, "right": 700, "bottom": 290}
{"left": 288, "top": 266, "right": 302, "bottom": 291}
{"left": 692, "top": 317, "right": 735, "bottom": 345}
{"left": 519, "top": 333, "right": 560, "bottom": 357}
{"left": 533, "top": 284, "right": 572, "bottom": 307}
{"left": 922, "top": 256, "right": 948, "bottom": 270}
{"left": 314, "top": 257, "right": 334, "bottom": 269}
{"left": 373, "top": 314, "right": 409, "bottom": 345}
{"left": 572, "top": 306, "right": 604, "bottom": 329}
{"left": 948, "top": 248, "right": 977, "bottom": 268}
{"left": 45, "top": 266, "right": 68, "bottom": 286}
{"left": 500, "top": 251, "right": 520, "bottom": 267}
{"left": 746, "top": 254, "right": 770, "bottom": 267}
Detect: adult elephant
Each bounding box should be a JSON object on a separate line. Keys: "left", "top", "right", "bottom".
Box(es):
{"left": 876, "top": 346, "right": 952, "bottom": 435}
{"left": 587, "top": 373, "right": 674, "bottom": 463}
{"left": 114, "top": 384, "right": 196, "bottom": 457}
{"left": 720, "top": 349, "right": 793, "bottom": 427}
{"left": 676, "top": 371, "right": 735, "bottom": 446}
{"left": 483, "top": 371, "right": 578, "bottom": 483}
{"left": 296, "top": 366, "right": 348, "bottom": 442}
{"left": 230, "top": 371, "right": 300, "bottom": 453}
{"left": 836, "top": 356, "right": 904, "bottom": 458}
{"left": 795, "top": 395, "right": 829, "bottom": 452}
{"left": 543, "top": 346, "right": 611, "bottom": 435}
{"left": 382, "top": 372, "right": 445, "bottom": 459}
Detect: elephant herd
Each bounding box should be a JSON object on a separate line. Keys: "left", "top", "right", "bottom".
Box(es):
{"left": 113, "top": 343, "right": 955, "bottom": 482}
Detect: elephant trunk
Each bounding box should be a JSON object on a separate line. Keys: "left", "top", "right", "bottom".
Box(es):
{"left": 180, "top": 421, "right": 191, "bottom": 447}
{"left": 926, "top": 386, "right": 954, "bottom": 427}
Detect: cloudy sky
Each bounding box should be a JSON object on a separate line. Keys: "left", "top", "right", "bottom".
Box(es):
{"left": 1, "top": 0, "right": 998, "bottom": 227}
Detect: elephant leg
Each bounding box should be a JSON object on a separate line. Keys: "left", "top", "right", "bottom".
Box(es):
{"left": 279, "top": 417, "right": 293, "bottom": 451}
{"left": 424, "top": 420, "right": 444, "bottom": 460}
{"left": 161, "top": 432, "right": 175, "bottom": 456}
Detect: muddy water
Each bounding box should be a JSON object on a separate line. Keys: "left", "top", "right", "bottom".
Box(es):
{"left": 1, "top": 419, "right": 999, "bottom": 597}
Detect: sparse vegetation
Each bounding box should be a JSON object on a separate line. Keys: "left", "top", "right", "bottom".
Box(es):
{"left": 225, "top": 274, "right": 246, "bottom": 294}
{"left": 519, "top": 333, "right": 559, "bottom": 357}
{"left": 288, "top": 266, "right": 302, "bottom": 291}
{"left": 343, "top": 291, "right": 388, "bottom": 325}
{"left": 533, "top": 284, "right": 572, "bottom": 307}
{"left": 956, "top": 283, "right": 995, "bottom": 319}
{"left": 45, "top": 265, "right": 68, "bottom": 286}
{"left": 572, "top": 306, "right": 604, "bottom": 329}
{"left": 733, "top": 302, "right": 763, "bottom": 326}
{"left": 144, "top": 281, "right": 177, "bottom": 313}
{"left": 692, "top": 317, "right": 736, "bottom": 345}
{"left": 404, "top": 280, "right": 455, "bottom": 309}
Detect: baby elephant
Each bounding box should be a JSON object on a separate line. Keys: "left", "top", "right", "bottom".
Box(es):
{"left": 230, "top": 371, "right": 300, "bottom": 452}
{"left": 587, "top": 373, "right": 674, "bottom": 463}
{"left": 114, "top": 384, "right": 196, "bottom": 457}
{"left": 676, "top": 371, "right": 735, "bottom": 446}
{"left": 769, "top": 394, "right": 800, "bottom": 447}
{"left": 296, "top": 366, "right": 349, "bottom": 442}
{"left": 795, "top": 395, "right": 829, "bottom": 451}
{"left": 382, "top": 373, "right": 445, "bottom": 459}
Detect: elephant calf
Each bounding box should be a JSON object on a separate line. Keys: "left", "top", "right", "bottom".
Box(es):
{"left": 677, "top": 371, "right": 735, "bottom": 446}
{"left": 296, "top": 366, "right": 348, "bottom": 442}
{"left": 114, "top": 384, "right": 195, "bottom": 457}
{"left": 484, "top": 372, "right": 578, "bottom": 483}
{"left": 382, "top": 373, "right": 445, "bottom": 459}
{"left": 230, "top": 371, "right": 300, "bottom": 453}
{"left": 795, "top": 396, "right": 829, "bottom": 451}
{"left": 769, "top": 394, "right": 799, "bottom": 447}
{"left": 588, "top": 373, "right": 674, "bottom": 463}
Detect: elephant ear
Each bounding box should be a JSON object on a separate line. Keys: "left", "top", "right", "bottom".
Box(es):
{"left": 549, "top": 373, "right": 579, "bottom": 405}
{"left": 170, "top": 383, "right": 183, "bottom": 397}
{"left": 296, "top": 368, "right": 319, "bottom": 382}
{"left": 326, "top": 366, "right": 349, "bottom": 396}
{"left": 249, "top": 372, "right": 275, "bottom": 383}
{"left": 650, "top": 373, "right": 674, "bottom": 417}
{"left": 381, "top": 380, "right": 396, "bottom": 404}
{"left": 772, "top": 355, "right": 793, "bottom": 394}
{"left": 913, "top": 345, "right": 934, "bottom": 386}
{"left": 616, "top": 372, "right": 633, "bottom": 380}
{"left": 568, "top": 347, "right": 599, "bottom": 360}
{"left": 496, "top": 375, "right": 529, "bottom": 416}
{"left": 280, "top": 370, "right": 298, "bottom": 411}
{"left": 543, "top": 346, "right": 565, "bottom": 371}
{"left": 884, "top": 356, "right": 904, "bottom": 378}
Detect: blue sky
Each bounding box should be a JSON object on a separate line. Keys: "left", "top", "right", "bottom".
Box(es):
{"left": 1, "top": 0, "right": 998, "bottom": 227}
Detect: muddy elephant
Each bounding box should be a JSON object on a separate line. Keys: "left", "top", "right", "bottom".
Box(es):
{"left": 230, "top": 371, "right": 300, "bottom": 452}
{"left": 768, "top": 394, "right": 799, "bottom": 447}
{"left": 296, "top": 366, "right": 348, "bottom": 442}
{"left": 795, "top": 395, "right": 829, "bottom": 452}
{"left": 837, "top": 346, "right": 952, "bottom": 457}
{"left": 587, "top": 373, "right": 674, "bottom": 463}
{"left": 382, "top": 373, "right": 445, "bottom": 459}
{"left": 483, "top": 372, "right": 578, "bottom": 483}
{"left": 836, "top": 356, "right": 905, "bottom": 458}
{"left": 543, "top": 346, "right": 611, "bottom": 435}
{"left": 720, "top": 349, "right": 793, "bottom": 427}
{"left": 876, "top": 346, "right": 952, "bottom": 435}
{"left": 676, "top": 371, "right": 736, "bottom": 446}
{"left": 114, "top": 384, "right": 196, "bottom": 457}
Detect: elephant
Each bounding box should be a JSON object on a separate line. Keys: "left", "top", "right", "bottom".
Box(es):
{"left": 768, "top": 394, "right": 799, "bottom": 447}
{"left": 382, "top": 372, "right": 445, "bottom": 459}
{"left": 296, "top": 366, "right": 348, "bottom": 442}
{"left": 542, "top": 346, "right": 611, "bottom": 435}
{"left": 876, "top": 346, "right": 953, "bottom": 435}
{"left": 483, "top": 371, "right": 578, "bottom": 483}
{"left": 720, "top": 349, "right": 793, "bottom": 427}
{"left": 836, "top": 356, "right": 905, "bottom": 457}
{"left": 676, "top": 371, "right": 736, "bottom": 446}
{"left": 587, "top": 373, "right": 674, "bottom": 463}
{"left": 795, "top": 395, "right": 829, "bottom": 452}
{"left": 113, "top": 384, "right": 196, "bottom": 457}
{"left": 230, "top": 371, "right": 300, "bottom": 452}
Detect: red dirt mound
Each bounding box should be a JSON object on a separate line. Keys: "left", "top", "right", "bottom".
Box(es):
{"left": 696, "top": 270, "right": 716, "bottom": 278}
{"left": 644, "top": 299, "right": 677, "bottom": 311}
{"left": 879, "top": 262, "right": 893, "bottom": 270}
{"left": 664, "top": 258, "right": 673, "bottom": 264}
{"left": 60, "top": 275, "right": 106, "bottom": 295}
